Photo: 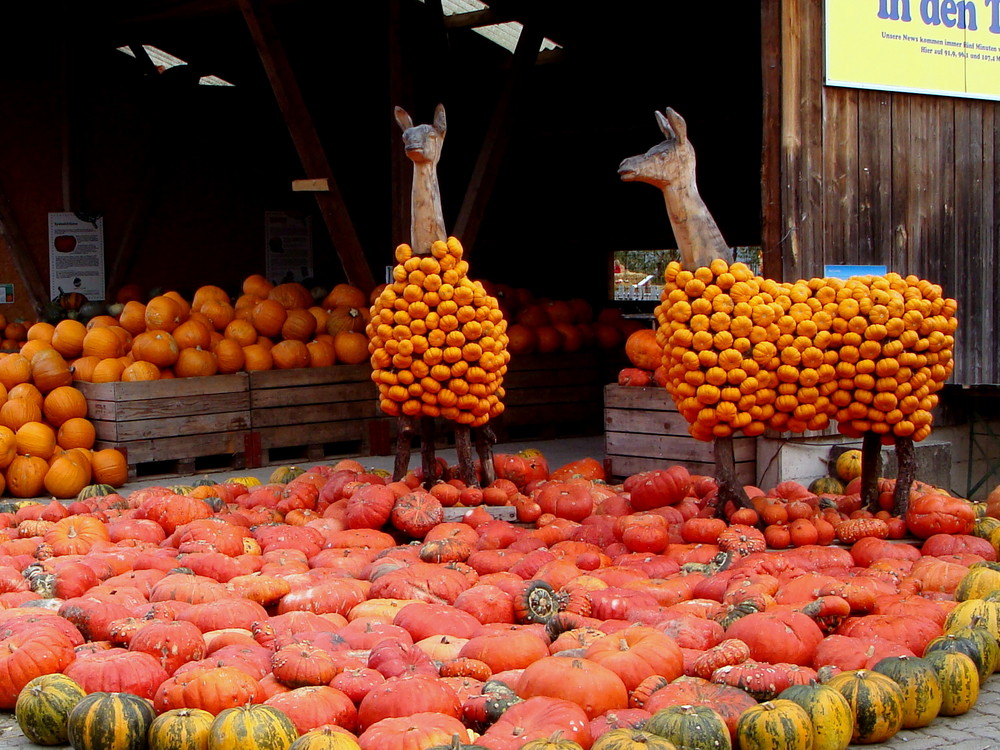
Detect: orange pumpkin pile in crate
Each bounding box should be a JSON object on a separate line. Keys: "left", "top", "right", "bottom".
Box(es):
{"left": 0, "top": 350, "right": 126, "bottom": 498}
{"left": 367, "top": 237, "right": 508, "bottom": 427}
{"left": 43, "top": 276, "right": 379, "bottom": 384}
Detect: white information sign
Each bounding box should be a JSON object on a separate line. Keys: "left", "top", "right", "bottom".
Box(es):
{"left": 48, "top": 212, "right": 105, "bottom": 300}
{"left": 265, "top": 211, "right": 314, "bottom": 284}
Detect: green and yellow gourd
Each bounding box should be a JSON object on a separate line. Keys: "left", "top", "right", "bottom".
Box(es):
{"left": 644, "top": 704, "right": 732, "bottom": 750}
{"left": 148, "top": 708, "right": 214, "bottom": 750}
{"left": 591, "top": 728, "right": 679, "bottom": 750}
{"left": 209, "top": 704, "right": 298, "bottom": 750}
{"left": 75, "top": 484, "right": 117, "bottom": 501}
{"left": 777, "top": 682, "right": 853, "bottom": 750}
{"left": 269, "top": 466, "right": 306, "bottom": 484}
{"left": 736, "top": 700, "right": 813, "bottom": 750}
{"left": 824, "top": 669, "right": 904, "bottom": 745}
{"left": 945, "top": 598, "right": 1000, "bottom": 640}
{"left": 870, "top": 655, "right": 943, "bottom": 729}
{"left": 66, "top": 692, "right": 156, "bottom": 750}
{"left": 519, "top": 735, "right": 585, "bottom": 750}
{"left": 924, "top": 632, "right": 996, "bottom": 684}
{"left": 14, "top": 673, "right": 87, "bottom": 746}
{"left": 945, "top": 617, "right": 1000, "bottom": 673}
{"left": 954, "top": 562, "right": 1000, "bottom": 602}
{"left": 922, "top": 650, "right": 980, "bottom": 716}
{"left": 289, "top": 728, "right": 364, "bottom": 750}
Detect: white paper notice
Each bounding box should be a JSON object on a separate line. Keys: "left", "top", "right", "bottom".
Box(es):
{"left": 265, "top": 211, "right": 313, "bottom": 284}
{"left": 48, "top": 212, "right": 106, "bottom": 300}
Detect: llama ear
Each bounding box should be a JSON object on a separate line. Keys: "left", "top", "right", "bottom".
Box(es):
{"left": 656, "top": 110, "right": 674, "bottom": 140}
{"left": 665, "top": 108, "right": 687, "bottom": 144}
{"left": 433, "top": 103, "right": 447, "bottom": 135}
{"left": 394, "top": 106, "right": 414, "bottom": 131}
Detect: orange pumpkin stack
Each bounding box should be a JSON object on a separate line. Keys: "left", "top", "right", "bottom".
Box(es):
{"left": 655, "top": 259, "right": 957, "bottom": 443}
{"left": 0, "top": 349, "right": 127, "bottom": 498}
{"left": 367, "top": 237, "right": 509, "bottom": 427}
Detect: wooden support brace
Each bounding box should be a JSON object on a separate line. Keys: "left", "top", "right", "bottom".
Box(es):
{"left": 454, "top": 424, "right": 477, "bottom": 488}
{"left": 292, "top": 179, "right": 330, "bottom": 192}
{"left": 419, "top": 417, "right": 438, "bottom": 488}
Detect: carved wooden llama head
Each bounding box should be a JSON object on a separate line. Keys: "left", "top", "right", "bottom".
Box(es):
{"left": 395, "top": 103, "right": 447, "bottom": 166}
{"left": 618, "top": 107, "right": 696, "bottom": 189}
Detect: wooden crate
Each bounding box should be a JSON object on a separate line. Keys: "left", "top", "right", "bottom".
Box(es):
{"left": 494, "top": 350, "right": 625, "bottom": 441}
{"left": 76, "top": 374, "right": 252, "bottom": 477}
{"left": 248, "top": 364, "right": 379, "bottom": 465}
{"left": 604, "top": 384, "right": 757, "bottom": 482}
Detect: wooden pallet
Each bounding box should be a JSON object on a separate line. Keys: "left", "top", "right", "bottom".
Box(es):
{"left": 248, "top": 364, "right": 379, "bottom": 465}
{"left": 76, "top": 375, "right": 252, "bottom": 479}
{"left": 604, "top": 384, "right": 757, "bottom": 483}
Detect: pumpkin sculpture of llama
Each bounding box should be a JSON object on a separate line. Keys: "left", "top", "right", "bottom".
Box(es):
{"left": 619, "top": 107, "right": 957, "bottom": 514}
{"left": 368, "top": 104, "right": 509, "bottom": 486}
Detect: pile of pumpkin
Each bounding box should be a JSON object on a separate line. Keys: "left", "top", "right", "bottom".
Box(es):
{"left": 20, "top": 276, "right": 380, "bottom": 384}
{"left": 0, "top": 313, "right": 31, "bottom": 353}
{"left": 648, "top": 261, "right": 957, "bottom": 442}
{"left": 2, "top": 449, "right": 1000, "bottom": 750}
{"left": 0, "top": 350, "right": 127, "bottom": 499}
{"left": 368, "top": 239, "right": 509, "bottom": 426}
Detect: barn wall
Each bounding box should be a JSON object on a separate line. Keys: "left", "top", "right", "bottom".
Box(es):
{"left": 771, "top": 0, "right": 1000, "bottom": 386}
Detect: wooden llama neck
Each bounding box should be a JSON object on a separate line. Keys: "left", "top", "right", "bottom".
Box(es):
{"left": 662, "top": 181, "right": 731, "bottom": 269}
{"left": 410, "top": 161, "right": 446, "bottom": 255}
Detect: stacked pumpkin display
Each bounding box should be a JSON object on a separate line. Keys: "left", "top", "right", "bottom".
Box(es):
{"left": 653, "top": 260, "right": 957, "bottom": 443}
{"left": 35, "top": 276, "right": 377, "bottom": 384}
{"left": 2, "top": 453, "right": 999, "bottom": 750}
{"left": 0, "top": 349, "right": 126, "bottom": 499}
{"left": 367, "top": 238, "right": 509, "bottom": 427}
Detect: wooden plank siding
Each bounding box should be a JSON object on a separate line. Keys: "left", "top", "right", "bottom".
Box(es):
{"left": 769, "top": 0, "right": 1000, "bottom": 386}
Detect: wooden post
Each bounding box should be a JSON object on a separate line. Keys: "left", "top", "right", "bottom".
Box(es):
{"left": 239, "top": 0, "right": 375, "bottom": 291}
{"left": 475, "top": 425, "right": 497, "bottom": 488}
{"left": 714, "top": 436, "right": 752, "bottom": 515}
{"left": 419, "top": 417, "right": 438, "bottom": 488}
{"left": 454, "top": 425, "right": 477, "bottom": 488}
{"left": 861, "top": 431, "right": 883, "bottom": 512}
{"left": 892, "top": 436, "right": 915, "bottom": 515}
{"left": 393, "top": 416, "right": 417, "bottom": 482}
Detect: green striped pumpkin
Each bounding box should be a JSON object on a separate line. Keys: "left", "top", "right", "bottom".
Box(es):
{"left": 590, "top": 728, "right": 679, "bottom": 750}
{"left": 208, "top": 704, "right": 298, "bottom": 750}
{"left": 945, "top": 598, "right": 1000, "bottom": 639}
{"left": 148, "top": 707, "right": 214, "bottom": 750}
{"left": 946, "top": 618, "right": 1000, "bottom": 673}
{"left": 75, "top": 484, "right": 116, "bottom": 501}
{"left": 824, "top": 669, "right": 904, "bottom": 745}
{"left": 923, "top": 650, "right": 980, "bottom": 716}
{"left": 736, "top": 700, "right": 813, "bottom": 750}
{"left": 954, "top": 562, "right": 1000, "bottom": 601}
{"left": 924, "top": 632, "right": 995, "bottom": 684}
{"left": 66, "top": 691, "right": 156, "bottom": 750}
{"left": 871, "top": 655, "right": 943, "bottom": 729}
{"left": 14, "top": 673, "right": 87, "bottom": 745}
{"left": 288, "top": 728, "right": 363, "bottom": 750}
{"left": 644, "top": 704, "right": 732, "bottom": 750}
{"left": 777, "top": 682, "right": 853, "bottom": 750}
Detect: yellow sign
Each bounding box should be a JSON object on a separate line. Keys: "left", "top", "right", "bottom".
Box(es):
{"left": 826, "top": 0, "right": 1000, "bottom": 100}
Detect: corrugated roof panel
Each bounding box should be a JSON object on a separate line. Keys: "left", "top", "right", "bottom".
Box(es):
{"left": 117, "top": 44, "right": 234, "bottom": 87}
{"left": 472, "top": 21, "right": 562, "bottom": 53}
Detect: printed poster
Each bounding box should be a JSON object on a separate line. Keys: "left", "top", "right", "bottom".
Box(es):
{"left": 48, "top": 212, "right": 105, "bottom": 300}
{"left": 826, "top": 0, "right": 1000, "bottom": 100}
{"left": 265, "top": 211, "right": 313, "bottom": 284}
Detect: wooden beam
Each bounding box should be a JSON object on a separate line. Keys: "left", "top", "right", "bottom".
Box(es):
{"left": 389, "top": 0, "right": 410, "bottom": 251}
{"left": 453, "top": 22, "right": 542, "bottom": 257}
{"left": 291, "top": 178, "right": 330, "bottom": 192}
{"left": 238, "top": 0, "right": 375, "bottom": 292}
{"left": 0, "top": 179, "right": 48, "bottom": 314}
{"left": 760, "top": 0, "right": 783, "bottom": 279}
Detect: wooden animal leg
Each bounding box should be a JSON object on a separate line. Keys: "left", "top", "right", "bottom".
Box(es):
{"left": 892, "top": 436, "right": 916, "bottom": 515}
{"left": 714, "top": 436, "right": 752, "bottom": 517}
{"left": 393, "top": 416, "right": 417, "bottom": 482}
{"left": 861, "top": 431, "right": 883, "bottom": 513}
{"left": 474, "top": 424, "right": 497, "bottom": 487}
{"left": 420, "top": 416, "right": 437, "bottom": 488}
